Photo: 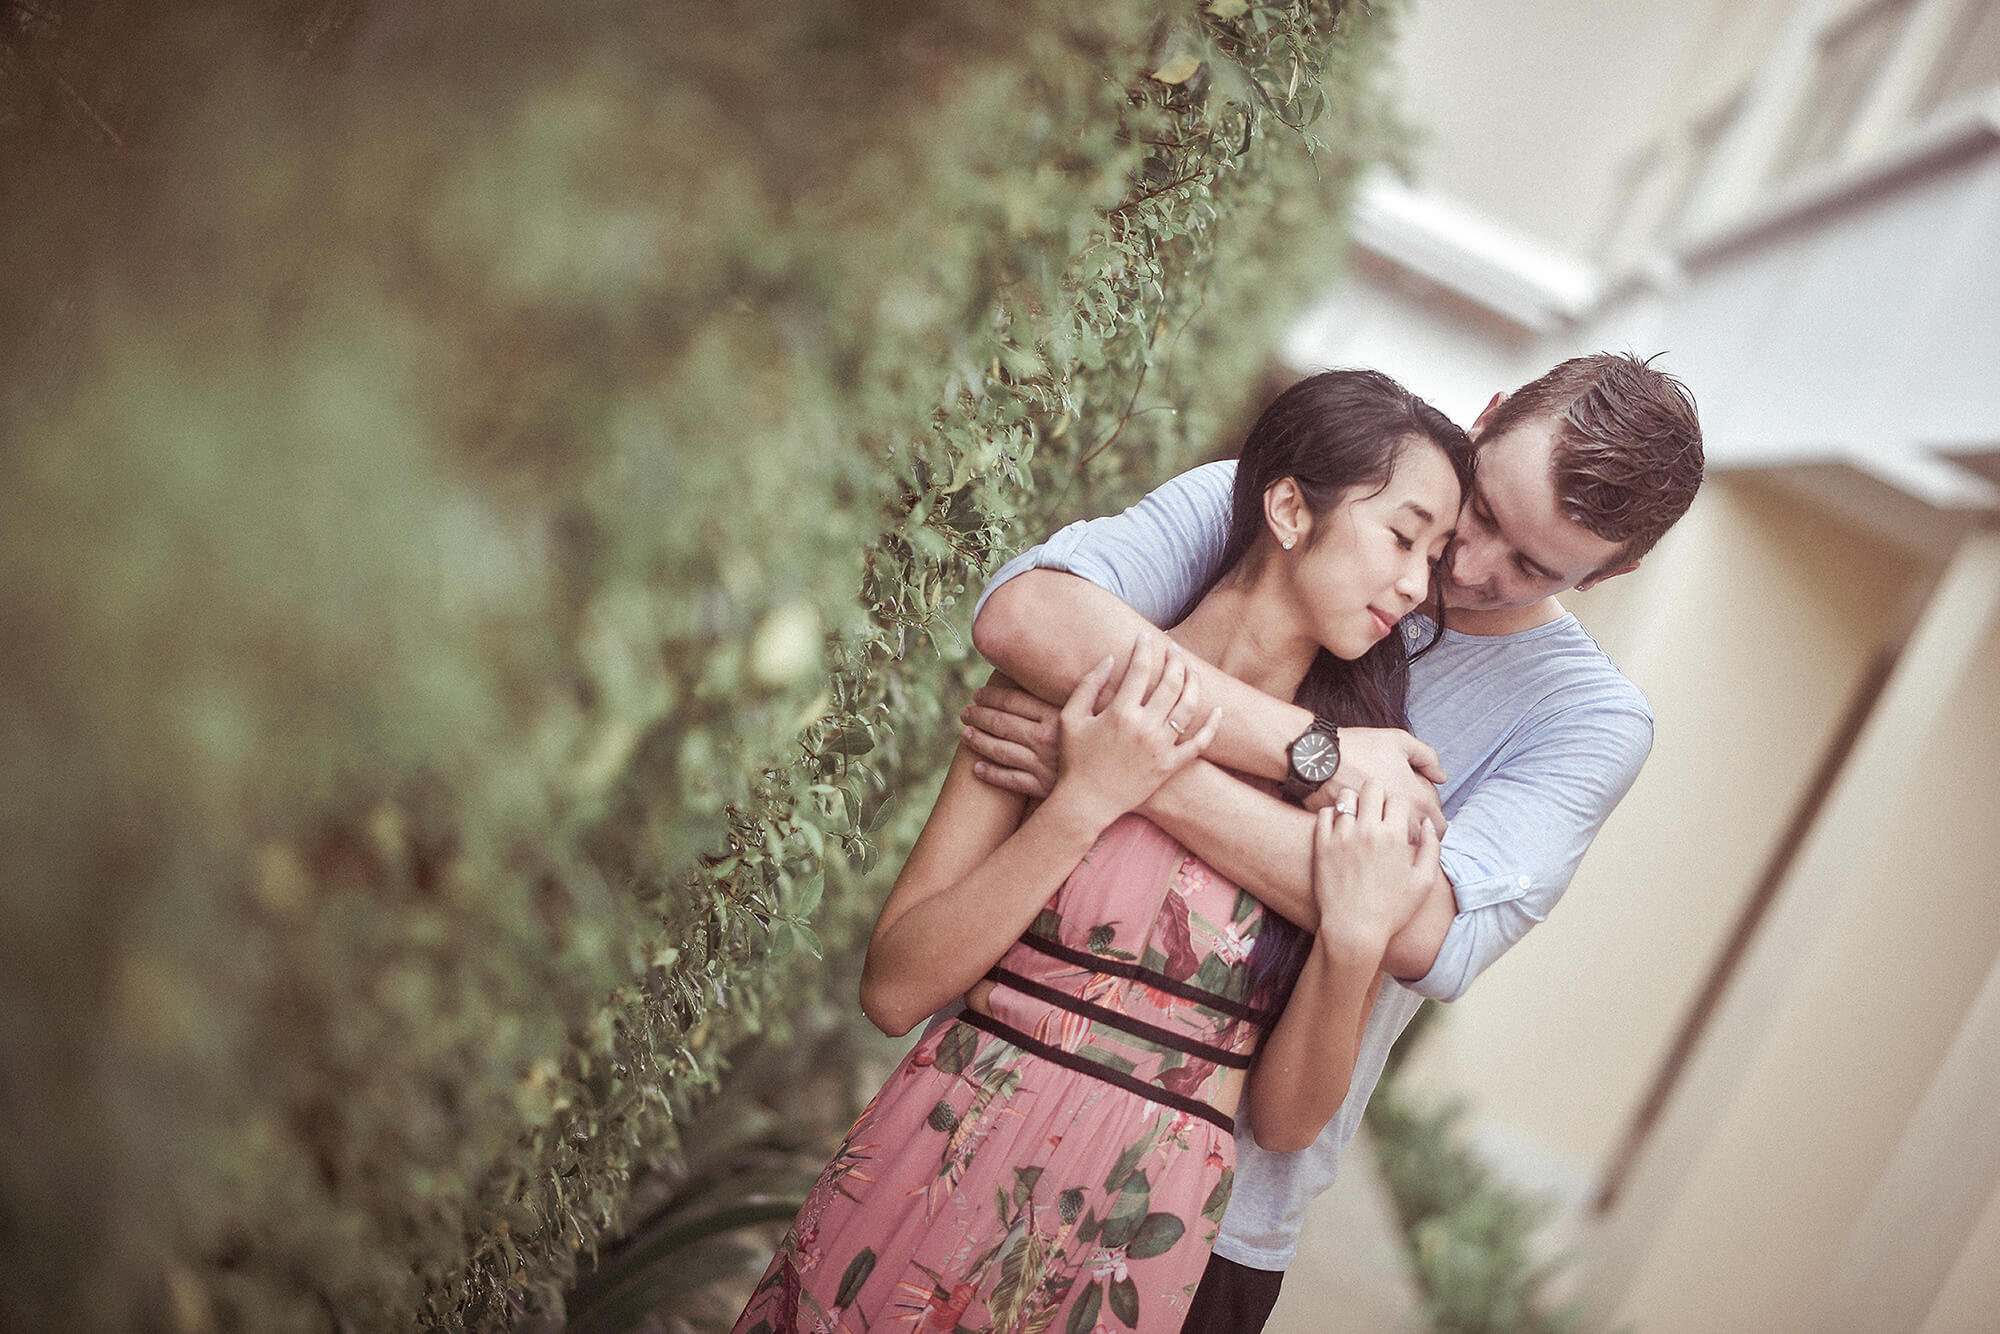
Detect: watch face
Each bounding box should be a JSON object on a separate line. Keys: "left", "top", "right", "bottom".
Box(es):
{"left": 1291, "top": 732, "right": 1338, "bottom": 783}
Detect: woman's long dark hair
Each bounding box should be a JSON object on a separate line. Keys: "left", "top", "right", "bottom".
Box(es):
{"left": 1171, "top": 369, "right": 1474, "bottom": 1011}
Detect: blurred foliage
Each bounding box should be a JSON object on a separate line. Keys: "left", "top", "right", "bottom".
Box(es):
{"left": 1, "top": 0, "right": 1401, "bottom": 1329}
{"left": 1368, "top": 1082, "right": 1581, "bottom": 1334}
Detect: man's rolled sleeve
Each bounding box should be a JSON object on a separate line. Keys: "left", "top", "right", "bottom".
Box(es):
{"left": 973, "top": 460, "right": 1236, "bottom": 624}
{"left": 1406, "top": 701, "right": 1654, "bottom": 1003}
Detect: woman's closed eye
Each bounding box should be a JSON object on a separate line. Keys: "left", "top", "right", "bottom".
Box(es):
{"left": 1392, "top": 530, "right": 1415, "bottom": 551}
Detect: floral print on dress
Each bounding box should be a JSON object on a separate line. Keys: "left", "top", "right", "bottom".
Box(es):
{"left": 731, "top": 814, "right": 1275, "bottom": 1334}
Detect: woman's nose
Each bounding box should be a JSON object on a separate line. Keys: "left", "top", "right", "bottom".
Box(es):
{"left": 1395, "top": 553, "right": 1430, "bottom": 603}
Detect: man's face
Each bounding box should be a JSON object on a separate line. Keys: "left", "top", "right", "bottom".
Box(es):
{"left": 1438, "top": 409, "right": 1628, "bottom": 613}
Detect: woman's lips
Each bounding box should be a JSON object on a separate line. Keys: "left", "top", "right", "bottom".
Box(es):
{"left": 1370, "top": 607, "right": 1396, "bottom": 636}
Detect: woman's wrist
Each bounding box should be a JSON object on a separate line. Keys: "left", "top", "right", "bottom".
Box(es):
{"left": 1313, "top": 912, "right": 1392, "bottom": 964}
{"left": 1033, "top": 780, "right": 1120, "bottom": 848}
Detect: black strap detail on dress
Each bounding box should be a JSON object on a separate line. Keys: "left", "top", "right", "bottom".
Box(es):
{"left": 956, "top": 1009, "right": 1235, "bottom": 1134}
{"left": 1011, "top": 931, "right": 1277, "bottom": 1027}
{"left": 983, "top": 966, "right": 1251, "bottom": 1069}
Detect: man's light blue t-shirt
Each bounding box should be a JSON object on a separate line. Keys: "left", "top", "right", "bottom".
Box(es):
{"left": 977, "top": 459, "right": 1653, "bottom": 1269}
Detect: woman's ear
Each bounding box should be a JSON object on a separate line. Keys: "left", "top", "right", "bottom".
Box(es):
{"left": 1263, "top": 477, "right": 1310, "bottom": 551}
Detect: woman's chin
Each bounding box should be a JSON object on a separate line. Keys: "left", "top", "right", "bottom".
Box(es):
{"left": 1324, "top": 632, "right": 1380, "bottom": 661}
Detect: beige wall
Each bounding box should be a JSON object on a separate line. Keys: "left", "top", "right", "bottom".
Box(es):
{"left": 1922, "top": 1172, "right": 2000, "bottom": 1333}
{"left": 1816, "top": 944, "right": 2000, "bottom": 1332}
{"left": 1606, "top": 534, "right": 2000, "bottom": 1331}
{"left": 1401, "top": 475, "right": 1924, "bottom": 1177}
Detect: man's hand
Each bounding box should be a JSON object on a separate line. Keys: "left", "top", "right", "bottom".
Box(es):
{"left": 960, "top": 673, "right": 1061, "bottom": 798}
{"left": 1302, "top": 726, "right": 1447, "bottom": 838}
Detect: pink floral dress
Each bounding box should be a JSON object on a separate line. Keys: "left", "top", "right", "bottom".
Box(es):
{"left": 730, "top": 813, "right": 1280, "bottom": 1334}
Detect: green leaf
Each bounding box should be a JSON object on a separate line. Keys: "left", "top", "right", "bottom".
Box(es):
{"left": 990, "top": 1228, "right": 1048, "bottom": 1332}
{"left": 835, "top": 1248, "right": 876, "bottom": 1308}
{"left": 827, "top": 727, "right": 876, "bottom": 755}
{"left": 1065, "top": 1279, "right": 1103, "bottom": 1334}
{"left": 1097, "top": 1171, "right": 1151, "bottom": 1250}
{"left": 1201, "top": 1167, "right": 1235, "bottom": 1222}
{"left": 935, "top": 1023, "right": 979, "bottom": 1075}
{"left": 1107, "top": 1274, "right": 1140, "bottom": 1327}
{"left": 1103, "top": 1141, "right": 1146, "bottom": 1195}
{"left": 1082, "top": 1049, "right": 1135, "bottom": 1075}
{"left": 1124, "top": 1212, "right": 1185, "bottom": 1260}
{"left": 780, "top": 864, "right": 823, "bottom": 916}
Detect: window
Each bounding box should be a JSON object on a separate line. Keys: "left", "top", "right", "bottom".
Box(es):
{"left": 1913, "top": 0, "right": 2000, "bottom": 115}
{"left": 1593, "top": 92, "right": 1744, "bottom": 263}
{"left": 1657, "top": 95, "right": 1745, "bottom": 241}
{"left": 1767, "top": 0, "right": 1917, "bottom": 182}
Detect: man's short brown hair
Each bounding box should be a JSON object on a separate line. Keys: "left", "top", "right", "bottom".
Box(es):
{"left": 1483, "top": 352, "right": 1704, "bottom": 569}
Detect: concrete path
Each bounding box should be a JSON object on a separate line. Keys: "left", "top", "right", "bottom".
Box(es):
{"left": 1264, "top": 1127, "right": 1430, "bottom": 1334}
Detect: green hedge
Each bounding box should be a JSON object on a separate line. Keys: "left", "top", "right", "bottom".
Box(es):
{"left": 1368, "top": 1081, "right": 1582, "bottom": 1334}
{"left": 0, "top": 2, "right": 1401, "bottom": 1328}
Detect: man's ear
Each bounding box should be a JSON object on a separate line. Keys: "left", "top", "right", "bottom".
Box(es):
{"left": 1468, "top": 391, "right": 1508, "bottom": 441}
{"left": 1263, "top": 477, "right": 1310, "bottom": 549}
{"left": 1574, "top": 560, "right": 1641, "bottom": 592}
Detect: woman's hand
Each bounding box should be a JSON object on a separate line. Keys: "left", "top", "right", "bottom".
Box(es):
{"left": 1047, "top": 635, "right": 1220, "bottom": 831}
{"left": 1309, "top": 779, "right": 1442, "bottom": 949}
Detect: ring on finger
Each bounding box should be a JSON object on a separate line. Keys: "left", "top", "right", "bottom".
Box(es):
{"left": 1165, "top": 718, "right": 1185, "bottom": 736}
{"left": 1333, "top": 795, "right": 1358, "bottom": 817}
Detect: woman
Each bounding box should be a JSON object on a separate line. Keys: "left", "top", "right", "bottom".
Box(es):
{"left": 732, "top": 370, "right": 1473, "bottom": 1334}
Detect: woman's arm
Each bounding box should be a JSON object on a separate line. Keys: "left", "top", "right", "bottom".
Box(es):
{"left": 1243, "top": 787, "right": 1441, "bottom": 1152}
{"left": 859, "top": 745, "right": 1102, "bottom": 1036}
{"left": 861, "top": 637, "right": 1220, "bottom": 1036}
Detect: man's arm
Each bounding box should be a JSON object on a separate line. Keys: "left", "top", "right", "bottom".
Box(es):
{"left": 1141, "top": 763, "right": 1456, "bottom": 979}
{"left": 976, "top": 570, "right": 1308, "bottom": 781}
{"left": 1401, "top": 701, "right": 1653, "bottom": 1002}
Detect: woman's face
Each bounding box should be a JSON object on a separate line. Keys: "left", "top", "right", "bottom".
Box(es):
{"left": 1284, "top": 438, "right": 1461, "bottom": 660}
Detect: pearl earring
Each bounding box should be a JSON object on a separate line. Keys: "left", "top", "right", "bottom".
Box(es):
{"left": 1281, "top": 537, "right": 1294, "bottom": 550}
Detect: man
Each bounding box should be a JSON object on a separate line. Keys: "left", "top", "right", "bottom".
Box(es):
{"left": 960, "top": 353, "right": 1703, "bottom": 1331}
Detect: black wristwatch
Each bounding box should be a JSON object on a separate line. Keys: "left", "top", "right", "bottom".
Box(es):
{"left": 1281, "top": 715, "right": 1341, "bottom": 804}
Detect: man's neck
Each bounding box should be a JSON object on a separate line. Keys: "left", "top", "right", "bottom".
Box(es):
{"left": 1438, "top": 595, "right": 1569, "bottom": 637}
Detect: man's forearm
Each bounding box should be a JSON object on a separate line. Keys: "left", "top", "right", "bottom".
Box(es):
{"left": 1142, "top": 763, "right": 1317, "bottom": 926}
{"left": 1146, "top": 763, "right": 1456, "bottom": 979}
{"left": 975, "top": 569, "right": 1308, "bottom": 780}
{"left": 1381, "top": 865, "right": 1456, "bottom": 981}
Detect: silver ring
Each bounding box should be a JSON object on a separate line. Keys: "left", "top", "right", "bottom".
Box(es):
{"left": 1165, "top": 718, "right": 1185, "bottom": 736}
{"left": 1334, "top": 797, "right": 1357, "bottom": 817}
